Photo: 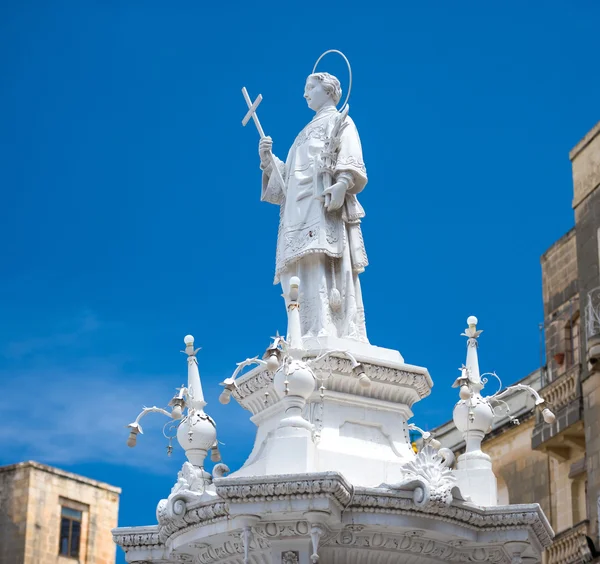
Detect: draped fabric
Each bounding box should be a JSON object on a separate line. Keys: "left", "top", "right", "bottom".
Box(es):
{"left": 261, "top": 106, "right": 369, "bottom": 342}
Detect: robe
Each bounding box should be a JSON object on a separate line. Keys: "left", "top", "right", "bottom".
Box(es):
{"left": 261, "top": 105, "right": 369, "bottom": 342}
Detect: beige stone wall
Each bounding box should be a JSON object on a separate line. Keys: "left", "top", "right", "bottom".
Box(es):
{"left": 541, "top": 228, "right": 580, "bottom": 382}
{"left": 483, "top": 418, "right": 552, "bottom": 520}
{"left": 542, "top": 228, "right": 578, "bottom": 316}
{"left": 0, "top": 464, "right": 29, "bottom": 563}
{"left": 583, "top": 371, "right": 600, "bottom": 542}
{"left": 571, "top": 121, "right": 600, "bottom": 210}
{"left": 0, "top": 462, "right": 120, "bottom": 564}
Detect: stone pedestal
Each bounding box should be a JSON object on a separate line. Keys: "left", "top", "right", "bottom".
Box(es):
{"left": 113, "top": 343, "right": 552, "bottom": 563}
{"left": 264, "top": 426, "right": 317, "bottom": 475}
{"left": 454, "top": 452, "right": 498, "bottom": 506}
{"left": 228, "top": 341, "right": 432, "bottom": 487}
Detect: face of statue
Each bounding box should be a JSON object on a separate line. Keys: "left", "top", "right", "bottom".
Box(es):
{"left": 304, "top": 76, "right": 331, "bottom": 112}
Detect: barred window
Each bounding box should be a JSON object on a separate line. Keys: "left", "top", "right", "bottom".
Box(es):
{"left": 59, "top": 506, "right": 82, "bottom": 558}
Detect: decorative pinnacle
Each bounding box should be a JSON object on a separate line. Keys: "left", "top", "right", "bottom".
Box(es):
{"left": 461, "top": 316, "right": 483, "bottom": 340}
{"left": 286, "top": 277, "right": 303, "bottom": 351}
{"left": 182, "top": 334, "right": 206, "bottom": 409}
{"left": 182, "top": 334, "right": 201, "bottom": 357}
{"left": 460, "top": 315, "right": 482, "bottom": 388}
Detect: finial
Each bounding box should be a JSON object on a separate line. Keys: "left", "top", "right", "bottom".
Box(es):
{"left": 286, "top": 277, "right": 303, "bottom": 351}
{"left": 462, "top": 316, "right": 483, "bottom": 341}
{"left": 459, "top": 314, "right": 483, "bottom": 387}
{"left": 183, "top": 334, "right": 201, "bottom": 359}
{"left": 181, "top": 334, "right": 206, "bottom": 409}
{"left": 124, "top": 332, "right": 222, "bottom": 476}
{"left": 289, "top": 276, "right": 300, "bottom": 302}
{"left": 450, "top": 314, "right": 556, "bottom": 506}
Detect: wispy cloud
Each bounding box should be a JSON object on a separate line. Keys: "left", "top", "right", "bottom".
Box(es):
{"left": 0, "top": 311, "right": 188, "bottom": 474}
{"left": 0, "top": 359, "right": 186, "bottom": 473}
{"left": 3, "top": 309, "right": 100, "bottom": 359}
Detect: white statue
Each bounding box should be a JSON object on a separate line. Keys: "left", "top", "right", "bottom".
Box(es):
{"left": 243, "top": 53, "right": 369, "bottom": 342}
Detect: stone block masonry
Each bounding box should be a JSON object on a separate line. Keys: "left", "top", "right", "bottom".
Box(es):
{"left": 0, "top": 461, "right": 120, "bottom": 564}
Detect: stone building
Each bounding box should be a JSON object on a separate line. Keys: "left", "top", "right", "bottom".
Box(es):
{"left": 434, "top": 120, "right": 600, "bottom": 564}
{"left": 0, "top": 460, "right": 121, "bottom": 564}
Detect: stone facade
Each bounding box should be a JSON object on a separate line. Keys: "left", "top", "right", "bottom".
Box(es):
{"left": 435, "top": 119, "right": 600, "bottom": 564}
{"left": 573, "top": 121, "right": 600, "bottom": 556}
{"left": 0, "top": 461, "right": 121, "bottom": 564}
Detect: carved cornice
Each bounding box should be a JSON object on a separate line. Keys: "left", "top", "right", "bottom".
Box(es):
{"left": 232, "top": 367, "right": 275, "bottom": 404}
{"left": 311, "top": 356, "right": 432, "bottom": 400}
{"left": 113, "top": 476, "right": 553, "bottom": 559}
{"left": 232, "top": 357, "right": 432, "bottom": 413}
{"left": 213, "top": 473, "right": 551, "bottom": 548}
{"left": 214, "top": 471, "right": 353, "bottom": 509}
{"left": 113, "top": 527, "right": 163, "bottom": 551}
{"left": 349, "top": 490, "right": 553, "bottom": 549}
{"left": 157, "top": 501, "right": 230, "bottom": 543}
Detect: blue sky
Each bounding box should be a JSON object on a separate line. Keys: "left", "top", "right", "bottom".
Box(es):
{"left": 1, "top": 1, "right": 598, "bottom": 561}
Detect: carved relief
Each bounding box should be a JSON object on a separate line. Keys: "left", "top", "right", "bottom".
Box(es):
{"left": 333, "top": 531, "right": 507, "bottom": 562}
{"left": 156, "top": 500, "right": 229, "bottom": 543}
{"left": 383, "top": 445, "right": 457, "bottom": 507}
{"left": 281, "top": 550, "right": 300, "bottom": 564}
{"left": 255, "top": 521, "right": 310, "bottom": 538}
{"left": 215, "top": 473, "right": 353, "bottom": 508}
{"left": 193, "top": 535, "right": 271, "bottom": 564}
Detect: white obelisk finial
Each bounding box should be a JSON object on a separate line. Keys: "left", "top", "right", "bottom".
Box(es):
{"left": 464, "top": 315, "right": 483, "bottom": 391}
{"left": 176, "top": 335, "right": 216, "bottom": 468}
{"left": 183, "top": 334, "right": 206, "bottom": 410}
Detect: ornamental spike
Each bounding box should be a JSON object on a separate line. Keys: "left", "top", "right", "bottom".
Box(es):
{"left": 463, "top": 316, "right": 483, "bottom": 390}
{"left": 183, "top": 334, "right": 206, "bottom": 410}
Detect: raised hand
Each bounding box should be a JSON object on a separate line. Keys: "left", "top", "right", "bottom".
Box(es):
{"left": 259, "top": 136, "right": 273, "bottom": 164}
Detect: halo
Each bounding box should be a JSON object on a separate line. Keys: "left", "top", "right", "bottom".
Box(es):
{"left": 311, "top": 49, "right": 352, "bottom": 112}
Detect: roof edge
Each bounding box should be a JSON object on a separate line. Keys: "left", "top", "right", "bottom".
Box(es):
{"left": 569, "top": 120, "right": 600, "bottom": 161}
{"left": 0, "top": 460, "right": 121, "bottom": 494}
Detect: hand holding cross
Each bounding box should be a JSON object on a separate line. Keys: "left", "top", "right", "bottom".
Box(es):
{"left": 241, "top": 87, "right": 285, "bottom": 189}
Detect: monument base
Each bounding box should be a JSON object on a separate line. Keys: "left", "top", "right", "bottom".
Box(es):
{"left": 455, "top": 452, "right": 498, "bottom": 506}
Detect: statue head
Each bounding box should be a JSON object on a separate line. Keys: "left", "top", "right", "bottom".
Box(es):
{"left": 304, "top": 72, "right": 341, "bottom": 112}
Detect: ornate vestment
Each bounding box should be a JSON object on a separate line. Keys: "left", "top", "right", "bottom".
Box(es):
{"left": 261, "top": 106, "right": 369, "bottom": 341}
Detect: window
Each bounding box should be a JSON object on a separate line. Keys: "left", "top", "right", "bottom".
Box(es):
{"left": 565, "top": 313, "right": 581, "bottom": 367}
{"left": 59, "top": 506, "right": 82, "bottom": 558}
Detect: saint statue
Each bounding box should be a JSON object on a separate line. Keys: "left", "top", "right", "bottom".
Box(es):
{"left": 257, "top": 70, "right": 369, "bottom": 342}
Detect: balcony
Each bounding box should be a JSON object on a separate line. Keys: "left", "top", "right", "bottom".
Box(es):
{"left": 586, "top": 287, "right": 600, "bottom": 370}
{"left": 546, "top": 521, "right": 594, "bottom": 564}
{"left": 532, "top": 364, "right": 584, "bottom": 458}
{"left": 586, "top": 287, "right": 600, "bottom": 339}
{"left": 542, "top": 364, "right": 579, "bottom": 413}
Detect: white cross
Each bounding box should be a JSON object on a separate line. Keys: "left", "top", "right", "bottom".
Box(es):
{"left": 241, "top": 87, "right": 285, "bottom": 189}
